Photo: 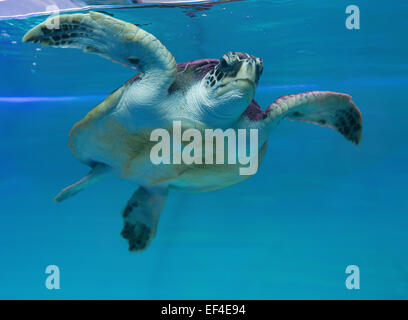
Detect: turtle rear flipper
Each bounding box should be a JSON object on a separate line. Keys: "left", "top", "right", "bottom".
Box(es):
{"left": 121, "top": 186, "right": 168, "bottom": 252}
{"left": 23, "top": 11, "right": 177, "bottom": 88}
{"left": 54, "top": 163, "right": 110, "bottom": 202}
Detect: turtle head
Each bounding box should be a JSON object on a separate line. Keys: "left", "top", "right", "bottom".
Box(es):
{"left": 201, "top": 52, "right": 263, "bottom": 126}
{"left": 207, "top": 52, "right": 263, "bottom": 98}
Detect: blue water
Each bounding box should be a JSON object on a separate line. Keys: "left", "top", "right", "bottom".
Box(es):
{"left": 1, "top": 0, "right": 408, "bottom": 299}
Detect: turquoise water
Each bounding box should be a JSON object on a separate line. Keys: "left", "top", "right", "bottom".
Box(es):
{"left": 1, "top": 0, "right": 408, "bottom": 299}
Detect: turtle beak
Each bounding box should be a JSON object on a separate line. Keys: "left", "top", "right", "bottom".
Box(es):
{"left": 239, "top": 56, "right": 262, "bottom": 86}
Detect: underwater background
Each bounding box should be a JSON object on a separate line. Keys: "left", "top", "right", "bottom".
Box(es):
{"left": 1, "top": 0, "right": 407, "bottom": 299}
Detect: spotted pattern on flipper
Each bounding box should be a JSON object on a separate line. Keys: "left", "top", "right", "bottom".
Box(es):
{"left": 266, "top": 91, "right": 363, "bottom": 145}
{"left": 332, "top": 102, "right": 362, "bottom": 145}
{"left": 120, "top": 221, "right": 152, "bottom": 252}
{"left": 121, "top": 200, "right": 139, "bottom": 218}
{"left": 22, "top": 12, "right": 178, "bottom": 79}
{"left": 25, "top": 17, "right": 97, "bottom": 48}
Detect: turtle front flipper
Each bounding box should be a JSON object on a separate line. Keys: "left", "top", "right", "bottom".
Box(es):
{"left": 264, "top": 91, "right": 362, "bottom": 145}
{"left": 121, "top": 186, "right": 168, "bottom": 252}
{"left": 23, "top": 11, "right": 177, "bottom": 88}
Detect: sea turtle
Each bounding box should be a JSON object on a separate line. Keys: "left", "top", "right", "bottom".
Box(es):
{"left": 23, "top": 12, "right": 362, "bottom": 252}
